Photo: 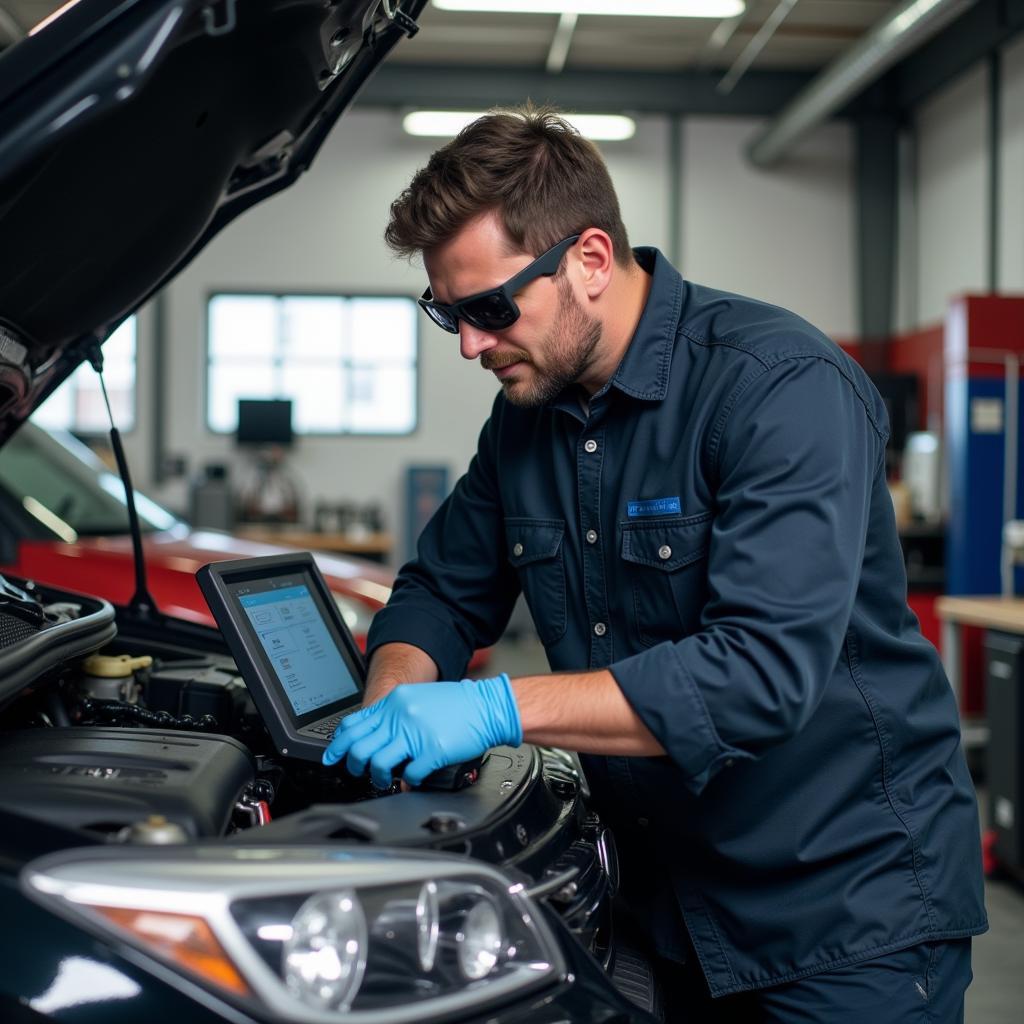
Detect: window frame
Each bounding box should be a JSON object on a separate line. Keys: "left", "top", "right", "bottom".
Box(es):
{"left": 203, "top": 289, "right": 421, "bottom": 439}
{"left": 31, "top": 316, "right": 139, "bottom": 438}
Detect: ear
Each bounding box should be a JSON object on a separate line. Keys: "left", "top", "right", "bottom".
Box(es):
{"left": 574, "top": 228, "right": 614, "bottom": 300}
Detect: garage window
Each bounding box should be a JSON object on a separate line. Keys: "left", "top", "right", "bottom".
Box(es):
{"left": 206, "top": 293, "right": 418, "bottom": 436}
{"left": 31, "top": 317, "right": 137, "bottom": 434}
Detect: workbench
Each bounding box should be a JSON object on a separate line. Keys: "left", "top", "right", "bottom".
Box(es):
{"left": 936, "top": 595, "right": 1024, "bottom": 878}
{"left": 235, "top": 526, "right": 393, "bottom": 562}
{"left": 934, "top": 596, "right": 1024, "bottom": 748}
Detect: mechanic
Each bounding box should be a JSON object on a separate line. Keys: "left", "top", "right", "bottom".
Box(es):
{"left": 323, "top": 106, "right": 987, "bottom": 1021}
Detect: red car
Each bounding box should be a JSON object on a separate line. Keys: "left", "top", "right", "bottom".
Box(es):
{"left": 0, "top": 421, "right": 391, "bottom": 648}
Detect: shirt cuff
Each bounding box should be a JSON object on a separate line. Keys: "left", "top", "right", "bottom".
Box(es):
{"left": 609, "top": 639, "right": 752, "bottom": 796}
{"left": 366, "top": 604, "right": 473, "bottom": 681}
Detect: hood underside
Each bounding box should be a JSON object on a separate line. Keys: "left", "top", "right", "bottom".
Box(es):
{"left": 0, "top": 0, "right": 424, "bottom": 442}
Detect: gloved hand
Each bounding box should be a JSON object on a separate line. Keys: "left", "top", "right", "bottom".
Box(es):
{"left": 322, "top": 674, "right": 522, "bottom": 789}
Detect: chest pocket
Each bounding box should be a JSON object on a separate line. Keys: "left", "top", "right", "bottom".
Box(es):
{"left": 505, "top": 517, "right": 567, "bottom": 647}
{"left": 620, "top": 513, "right": 713, "bottom": 648}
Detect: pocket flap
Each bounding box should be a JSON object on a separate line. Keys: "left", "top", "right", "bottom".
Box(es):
{"left": 505, "top": 518, "right": 565, "bottom": 567}
{"left": 620, "top": 514, "right": 712, "bottom": 571}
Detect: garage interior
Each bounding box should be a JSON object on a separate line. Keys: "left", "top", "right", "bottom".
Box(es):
{"left": 2, "top": 0, "right": 1024, "bottom": 1019}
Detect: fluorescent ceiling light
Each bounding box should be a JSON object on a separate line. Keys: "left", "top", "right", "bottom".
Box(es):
{"left": 403, "top": 111, "right": 636, "bottom": 141}
{"left": 432, "top": 1, "right": 745, "bottom": 16}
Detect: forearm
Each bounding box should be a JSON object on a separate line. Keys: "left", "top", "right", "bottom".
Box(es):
{"left": 365, "top": 642, "right": 440, "bottom": 704}
{"left": 325, "top": 665, "right": 663, "bottom": 786}
{"left": 511, "top": 670, "right": 665, "bottom": 756}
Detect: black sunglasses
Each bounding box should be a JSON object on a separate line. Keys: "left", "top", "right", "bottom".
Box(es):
{"left": 419, "top": 234, "right": 581, "bottom": 334}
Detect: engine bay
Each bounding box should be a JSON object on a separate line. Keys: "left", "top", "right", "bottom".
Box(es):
{"left": 0, "top": 726, "right": 255, "bottom": 839}
{"left": 0, "top": 574, "right": 601, "bottom": 906}
{"left": 0, "top": 555, "right": 614, "bottom": 971}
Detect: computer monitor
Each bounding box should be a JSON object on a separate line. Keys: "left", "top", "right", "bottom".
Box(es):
{"left": 236, "top": 398, "right": 293, "bottom": 447}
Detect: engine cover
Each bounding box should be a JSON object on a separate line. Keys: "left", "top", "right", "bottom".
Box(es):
{"left": 0, "top": 727, "right": 254, "bottom": 838}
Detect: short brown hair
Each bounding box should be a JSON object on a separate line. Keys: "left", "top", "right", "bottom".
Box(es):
{"left": 385, "top": 104, "right": 633, "bottom": 266}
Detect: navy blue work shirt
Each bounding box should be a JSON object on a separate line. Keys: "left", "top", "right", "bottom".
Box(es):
{"left": 367, "top": 248, "right": 988, "bottom": 996}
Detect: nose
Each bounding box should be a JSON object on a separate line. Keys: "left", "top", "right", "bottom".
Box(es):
{"left": 459, "top": 321, "right": 499, "bottom": 361}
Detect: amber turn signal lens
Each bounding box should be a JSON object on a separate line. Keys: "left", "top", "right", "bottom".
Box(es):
{"left": 92, "top": 906, "right": 250, "bottom": 996}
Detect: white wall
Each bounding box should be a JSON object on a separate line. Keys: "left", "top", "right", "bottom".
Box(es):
{"left": 912, "top": 64, "right": 989, "bottom": 324}
{"left": 600, "top": 116, "right": 672, "bottom": 257}
{"left": 120, "top": 108, "right": 858, "bottom": 559}
{"left": 894, "top": 35, "right": 1024, "bottom": 326}
{"left": 1001, "top": 33, "right": 1024, "bottom": 292}
{"left": 147, "top": 111, "right": 495, "bottom": 557}
{"left": 681, "top": 117, "right": 856, "bottom": 339}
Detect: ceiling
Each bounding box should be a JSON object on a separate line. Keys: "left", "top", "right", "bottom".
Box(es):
{"left": 396, "top": 1, "right": 903, "bottom": 74}
{"left": 2, "top": 1, "right": 904, "bottom": 79}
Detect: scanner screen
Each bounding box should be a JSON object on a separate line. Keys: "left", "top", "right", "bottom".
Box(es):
{"left": 237, "top": 580, "right": 359, "bottom": 716}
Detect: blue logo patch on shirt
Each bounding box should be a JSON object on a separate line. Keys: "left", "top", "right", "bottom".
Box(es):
{"left": 627, "top": 496, "right": 682, "bottom": 518}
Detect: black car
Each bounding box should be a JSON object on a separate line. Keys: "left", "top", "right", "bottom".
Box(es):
{"left": 0, "top": 2, "right": 656, "bottom": 1022}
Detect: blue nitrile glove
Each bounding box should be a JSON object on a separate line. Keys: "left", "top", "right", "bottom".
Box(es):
{"left": 321, "top": 675, "right": 522, "bottom": 789}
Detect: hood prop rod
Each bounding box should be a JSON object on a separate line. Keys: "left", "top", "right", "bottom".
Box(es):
{"left": 87, "top": 339, "right": 159, "bottom": 622}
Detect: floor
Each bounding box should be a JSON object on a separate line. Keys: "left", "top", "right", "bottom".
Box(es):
{"left": 490, "top": 633, "right": 1024, "bottom": 1022}
{"left": 967, "top": 787, "right": 1024, "bottom": 1022}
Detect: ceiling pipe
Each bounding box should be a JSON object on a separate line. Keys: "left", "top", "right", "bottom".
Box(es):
{"left": 718, "top": 0, "right": 799, "bottom": 96}
{"left": 546, "top": 11, "right": 577, "bottom": 74}
{"left": 707, "top": 10, "right": 746, "bottom": 52}
{"left": 747, "top": 0, "right": 975, "bottom": 167}
{"left": 693, "top": 6, "right": 749, "bottom": 69}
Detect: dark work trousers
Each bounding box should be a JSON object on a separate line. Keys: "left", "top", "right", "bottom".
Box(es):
{"left": 651, "top": 938, "right": 973, "bottom": 1023}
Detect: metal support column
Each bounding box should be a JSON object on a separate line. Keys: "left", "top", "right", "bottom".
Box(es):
{"left": 855, "top": 114, "right": 899, "bottom": 371}
{"left": 668, "top": 115, "right": 683, "bottom": 270}
{"left": 987, "top": 47, "right": 1002, "bottom": 293}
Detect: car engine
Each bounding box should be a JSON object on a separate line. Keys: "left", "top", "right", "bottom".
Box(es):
{"left": 0, "top": 574, "right": 615, "bottom": 962}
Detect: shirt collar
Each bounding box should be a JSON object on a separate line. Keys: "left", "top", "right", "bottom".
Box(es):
{"left": 547, "top": 247, "right": 682, "bottom": 418}
{"left": 604, "top": 247, "right": 682, "bottom": 403}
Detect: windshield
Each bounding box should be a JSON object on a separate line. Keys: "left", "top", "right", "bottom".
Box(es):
{"left": 0, "top": 422, "right": 181, "bottom": 538}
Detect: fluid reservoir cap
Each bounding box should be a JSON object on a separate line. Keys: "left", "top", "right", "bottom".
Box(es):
{"left": 82, "top": 653, "right": 153, "bottom": 678}
{"left": 120, "top": 815, "right": 188, "bottom": 845}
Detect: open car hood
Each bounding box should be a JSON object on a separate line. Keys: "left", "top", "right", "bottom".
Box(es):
{"left": 0, "top": 0, "right": 424, "bottom": 444}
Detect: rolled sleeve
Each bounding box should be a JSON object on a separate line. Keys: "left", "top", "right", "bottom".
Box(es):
{"left": 611, "top": 356, "right": 886, "bottom": 795}
{"left": 610, "top": 639, "right": 744, "bottom": 789}
{"left": 365, "top": 603, "right": 474, "bottom": 682}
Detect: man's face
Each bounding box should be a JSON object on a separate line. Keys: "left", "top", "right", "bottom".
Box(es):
{"left": 423, "top": 214, "right": 602, "bottom": 408}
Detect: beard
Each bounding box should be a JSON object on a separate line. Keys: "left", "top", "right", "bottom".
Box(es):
{"left": 482, "top": 276, "right": 602, "bottom": 408}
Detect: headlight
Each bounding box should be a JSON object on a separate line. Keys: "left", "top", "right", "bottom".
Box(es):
{"left": 284, "top": 890, "right": 367, "bottom": 1010}
{"left": 456, "top": 890, "right": 503, "bottom": 980}
{"left": 24, "top": 848, "right": 563, "bottom": 1022}
{"left": 415, "top": 881, "right": 439, "bottom": 972}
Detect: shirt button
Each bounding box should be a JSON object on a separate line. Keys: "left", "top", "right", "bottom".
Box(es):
{"left": 585, "top": 529, "right": 598, "bottom": 544}
{"left": 584, "top": 439, "right": 598, "bottom": 453}
{"left": 658, "top": 545, "right": 672, "bottom": 560}
{"left": 725, "top": 758, "right": 735, "bottom": 768}
{"left": 512, "top": 543, "right": 524, "bottom": 557}
{"left": 593, "top": 622, "right": 607, "bottom": 637}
